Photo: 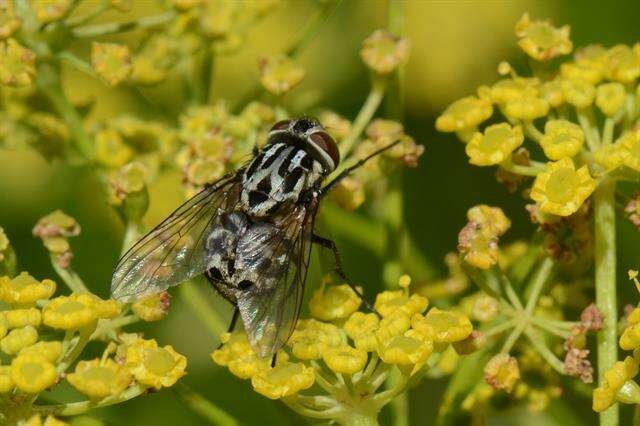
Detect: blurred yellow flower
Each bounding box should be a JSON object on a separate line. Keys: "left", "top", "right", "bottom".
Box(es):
{"left": 560, "top": 61, "right": 603, "bottom": 85}
{"left": 465, "top": 123, "right": 524, "bottom": 166}
{"left": 466, "top": 204, "right": 511, "bottom": 236}
{"left": 595, "top": 82, "right": 626, "bottom": 116}
{"left": 3, "top": 307, "right": 41, "bottom": 328}
{"left": 42, "top": 294, "right": 96, "bottom": 330}
{"left": 125, "top": 338, "right": 187, "bottom": 389}
{"left": 92, "top": 297, "right": 122, "bottom": 319}
{"left": 10, "top": 353, "right": 57, "bottom": 393}
{"left": 0, "top": 365, "right": 13, "bottom": 393}
{"left": 487, "top": 77, "right": 539, "bottom": 104}
{"left": 323, "top": 345, "right": 368, "bottom": 375}
{"left": 0, "top": 1, "right": 21, "bottom": 39}
{"left": 412, "top": 308, "right": 473, "bottom": 343}
{"left": 91, "top": 42, "right": 133, "bottom": 87}
{"left": 329, "top": 176, "right": 365, "bottom": 211}
{"left": 95, "top": 128, "right": 135, "bottom": 168}
{"left": 619, "top": 130, "right": 640, "bottom": 171}
{"left": 503, "top": 97, "right": 549, "bottom": 121}
{"left": 594, "top": 144, "right": 626, "bottom": 171}
{"left": 0, "top": 325, "right": 38, "bottom": 355}
{"left": 251, "top": 362, "right": 315, "bottom": 400}
{"left": 604, "top": 44, "right": 640, "bottom": 83}
{"left": 0, "top": 38, "right": 36, "bottom": 87}
{"left": 319, "top": 110, "right": 351, "bottom": 141}
{"left": 539, "top": 119, "right": 585, "bottom": 160}
{"left": 484, "top": 353, "right": 520, "bottom": 392}
{"left": 259, "top": 55, "right": 305, "bottom": 95}
{"left": 530, "top": 158, "right": 596, "bottom": 216}
{"left": 360, "top": 29, "right": 410, "bottom": 75}
{"left": 457, "top": 221, "right": 499, "bottom": 270}
{"left": 31, "top": 0, "right": 72, "bottom": 24}
{"left": 435, "top": 96, "right": 493, "bottom": 133}
{"left": 132, "top": 291, "right": 170, "bottom": 322}
{"left": 514, "top": 13, "right": 572, "bottom": 61}
{"left": 561, "top": 78, "right": 596, "bottom": 108}
{"left": 20, "top": 341, "right": 62, "bottom": 363}
{"left": 67, "top": 359, "right": 132, "bottom": 400}
{"left": 309, "top": 284, "right": 362, "bottom": 321}
{"left": 540, "top": 80, "right": 564, "bottom": 107}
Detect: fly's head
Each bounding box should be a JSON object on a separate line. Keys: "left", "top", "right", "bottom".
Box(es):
{"left": 268, "top": 117, "right": 340, "bottom": 173}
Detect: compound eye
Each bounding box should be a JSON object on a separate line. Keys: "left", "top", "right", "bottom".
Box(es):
{"left": 270, "top": 120, "right": 291, "bottom": 132}
{"left": 309, "top": 131, "right": 340, "bottom": 170}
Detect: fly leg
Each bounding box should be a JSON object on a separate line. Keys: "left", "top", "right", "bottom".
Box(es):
{"left": 216, "top": 306, "right": 239, "bottom": 349}
{"left": 312, "top": 234, "right": 381, "bottom": 317}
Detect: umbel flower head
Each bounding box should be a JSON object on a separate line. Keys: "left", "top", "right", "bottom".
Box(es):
{"left": 213, "top": 277, "right": 473, "bottom": 423}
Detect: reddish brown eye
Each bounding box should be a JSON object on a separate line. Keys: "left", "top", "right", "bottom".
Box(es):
{"left": 270, "top": 120, "right": 291, "bottom": 132}
{"left": 309, "top": 131, "right": 340, "bottom": 170}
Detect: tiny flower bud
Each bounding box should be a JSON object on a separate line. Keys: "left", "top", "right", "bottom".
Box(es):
{"left": 360, "top": 29, "right": 410, "bottom": 74}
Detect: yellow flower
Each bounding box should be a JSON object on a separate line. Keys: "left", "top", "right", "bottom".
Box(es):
{"left": 472, "top": 296, "right": 499, "bottom": 322}
{"left": 560, "top": 61, "right": 603, "bottom": 85}
{"left": 91, "top": 42, "right": 133, "bottom": 87}
{"left": 596, "top": 82, "right": 626, "bottom": 116}
{"left": 0, "top": 1, "right": 21, "bottom": 39}
{"left": 132, "top": 292, "right": 170, "bottom": 322}
{"left": 604, "top": 44, "right": 640, "bottom": 83}
{"left": 539, "top": 119, "right": 585, "bottom": 160}
{"left": 619, "top": 130, "right": 640, "bottom": 171}
{"left": 185, "top": 158, "right": 226, "bottom": 187}
{"left": 487, "top": 77, "right": 539, "bottom": 104}
{"left": 32, "top": 210, "right": 80, "bottom": 238}
{"left": 457, "top": 222, "right": 499, "bottom": 270}
{"left": 344, "top": 312, "right": 379, "bottom": 352}
{"left": 594, "top": 143, "right": 626, "bottom": 171}
{"left": 3, "top": 307, "right": 41, "bottom": 328}
{"left": 435, "top": 96, "right": 493, "bottom": 133}
{"left": 530, "top": 158, "right": 596, "bottom": 216}
{"left": 10, "top": 353, "right": 57, "bottom": 393}
{"left": 95, "top": 128, "right": 134, "bottom": 168}
{"left": 329, "top": 176, "right": 365, "bottom": 211}
{"left": 377, "top": 329, "right": 433, "bottom": 373}
{"left": 620, "top": 322, "right": 640, "bottom": 351}
{"left": 1, "top": 326, "right": 38, "bottom": 355}
{"left": 288, "top": 319, "right": 342, "bottom": 360}
{"left": 0, "top": 366, "right": 13, "bottom": 393}
{"left": 503, "top": 97, "right": 549, "bottom": 121}
{"left": 514, "top": 13, "right": 572, "bottom": 61}
{"left": 411, "top": 308, "right": 473, "bottom": 343}
{"left": 484, "top": 353, "right": 520, "bottom": 392}
{"left": 323, "top": 345, "right": 368, "bottom": 375}
{"left": 67, "top": 359, "right": 132, "bottom": 400}
{"left": 0, "top": 272, "right": 55, "bottom": 304}
{"left": 125, "top": 338, "right": 187, "bottom": 389}
{"left": 42, "top": 294, "right": 96, "bottom": 330}
{"left": 319, "top": 110, "right": 351, "bottom": 141}
{"left": 212, "top": 331, "right": 289, "bottom": 379}
{"left": 466, "top": 204, "right": 511, "bottom": 236}
{"left": 374, "top": 289, "right": 428, "bottom": 318}
{"left": 561, "top": 78, "right": 596, "bottom": 108}
{"left": 360, "top": 29, "right": 410, "bottom": 74}
{"left": 242, "top": 102, "right": 275, "bottom": 129}
{"left": 259, "top": 55, "right": 305, "bottom": 95}
{"left": 540, "top": 80, "right": 564, "bottom": 107}
{"left": 465, "top": 123, "right": 524, "bottom": 166}
{"left": 374, "top": 310, "right": 411, "bottom": 344}
{"left": 0, "top": 38, "right": 36, "bottom": 87}
{"left": 593, "top": 356, "right": 639, "bottom": 412}
{"left": 20, "top": 341, "right": 62, "bottom": 363}
{"left": 251, "top": 362, "right": 315, "bottom": 400}
{"left": 92, "top": 297, "right": 122, "bottom": 319}
{"left": 309, "top": 284, "right": 361, "bottom": 321}
{"left": 31, "top": 0, "right": 72, "bottom": 24}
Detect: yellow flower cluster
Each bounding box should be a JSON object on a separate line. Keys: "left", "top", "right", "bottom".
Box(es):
{"left": 458, "top": 205, "right": 511, "bottom": 269}
{"left": 436, "top": 13, "right": 640, "bottom": 221}
{"left": 213, "top": 277, "right": 473, "bottom": 409}
{"left": 0, "top": 270, "right": 187, "bottom": 420}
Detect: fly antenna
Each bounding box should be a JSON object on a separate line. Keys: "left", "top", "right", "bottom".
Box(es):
{"left": 318, "top": 139, "right": 402, "bottom": 197}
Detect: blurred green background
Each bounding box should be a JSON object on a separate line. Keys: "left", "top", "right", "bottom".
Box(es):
{"left": 2, "top": 1, "right": 640, "bottom": 424}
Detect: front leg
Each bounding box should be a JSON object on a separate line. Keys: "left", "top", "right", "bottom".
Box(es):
{"left": 311, "top": 234, "right": 381, "bottom": 317}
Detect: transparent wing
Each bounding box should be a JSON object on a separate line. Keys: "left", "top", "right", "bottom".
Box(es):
{"left": 111, "top": 174, "right": 240, "bottom": 302}
{"left": 235, "top": 204, "right": 316, "bottom": 357}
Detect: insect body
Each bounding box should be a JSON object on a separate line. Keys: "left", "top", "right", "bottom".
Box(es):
{"left": 111, "top": 117, "right": 396, "bottom": 357}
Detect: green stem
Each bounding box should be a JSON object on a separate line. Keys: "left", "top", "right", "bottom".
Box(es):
{"left": 180, "top": 281, "right": 226, "bottom": 338}
{"left": 36, "top": 384, "right": 148, "bottom": 416}
{"left": 51, "top": 258, "right": 90, "bottom": 294}
{"left": 337, "top": 82, "right": 387, "bottom": 159}
{"left": 57, "top": 322, "right": 97, "bottom": 373}
{"left": 71, "top": 11, "right": 176, "bottom": 38}
{"left": 524, "top": 257, "right": 554, "bottom": 316}
{"left": 37, "top": 63, "right": 94, "bottom": 160}
{"left": 499, "top": 157, "right": 545, "bottom": 177}
{"left": 524, "top": 327, "right": 566, "bottom": 374}
{"left": 176, "top": 384, "right": 239, "bottom": 426}
{"left": 594, "top": 178, "right": 618, "bottom": 426}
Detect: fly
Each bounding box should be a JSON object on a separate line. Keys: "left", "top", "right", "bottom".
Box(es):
{"left": 110, "top": 117, "right": 399, "bottom": 359}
